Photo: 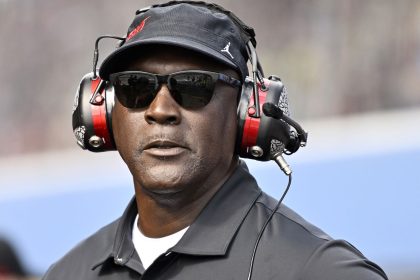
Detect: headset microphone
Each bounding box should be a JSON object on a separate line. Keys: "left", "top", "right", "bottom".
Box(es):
{"left": 262, "top": 102, "right": 283, "bottom": 119}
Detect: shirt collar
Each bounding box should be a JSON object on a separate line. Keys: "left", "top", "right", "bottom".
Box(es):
{"left": 91, "top": 196, "right": 140, "bottom": 271}
{"left": 172, "top": 164, "right": 262, "bottom": 255}
{"left": 91, "top": 163, "right": 262, "bottom": 270}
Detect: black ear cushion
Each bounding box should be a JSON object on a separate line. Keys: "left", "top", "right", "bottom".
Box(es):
{"left": 72, "top": 73, "right": 95, "bottom": 150}
{"left": 72, "top": 73, "right": 116, "bottom": 152}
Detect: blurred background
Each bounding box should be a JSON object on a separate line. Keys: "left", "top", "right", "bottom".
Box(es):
{"left": 0, "top": 0, "right": 419, "bottom": 279}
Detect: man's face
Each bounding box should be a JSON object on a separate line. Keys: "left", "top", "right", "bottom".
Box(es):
{"left": 112, "top": 46, "right": 239, "bottom": 198}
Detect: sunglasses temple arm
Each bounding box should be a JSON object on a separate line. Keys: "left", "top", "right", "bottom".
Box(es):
{"left": 218, "top": 74, "right": 242, "bottom": 88}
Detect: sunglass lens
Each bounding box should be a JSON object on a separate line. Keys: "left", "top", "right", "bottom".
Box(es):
{"left": 113, "top": 73, "right": 156, "bottom": 108}
{"left": 170, "top": 73, "right": 215, "bottom": 109}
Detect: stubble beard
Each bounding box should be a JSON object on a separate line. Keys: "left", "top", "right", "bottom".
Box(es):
{"left": 133, "top": 152, "right": 214, "bottom": 209}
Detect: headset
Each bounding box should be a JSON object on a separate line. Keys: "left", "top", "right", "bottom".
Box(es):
{"left": 72, "top": 1, "right": 307, "bottom": 176}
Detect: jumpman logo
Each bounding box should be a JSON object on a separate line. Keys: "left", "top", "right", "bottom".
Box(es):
{"left": 221, "top": 42, "right": 234, "bottom": 59}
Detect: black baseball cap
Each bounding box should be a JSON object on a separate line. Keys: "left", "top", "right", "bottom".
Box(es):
{"left": 99, "top": 2, "right": 251, "bottom": 81}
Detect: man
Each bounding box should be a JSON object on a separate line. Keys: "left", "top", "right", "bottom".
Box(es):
{"left": 44, "top": 2, "right": 388, "bottom": 279}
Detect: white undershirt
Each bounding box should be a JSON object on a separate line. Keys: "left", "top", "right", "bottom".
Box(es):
{"left": 132, "top": 214, "right": 189, "bottom": 269}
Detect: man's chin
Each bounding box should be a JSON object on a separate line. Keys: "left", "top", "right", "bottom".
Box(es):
{"left": 137, "top": 167, "right": 190, "bottom": 193}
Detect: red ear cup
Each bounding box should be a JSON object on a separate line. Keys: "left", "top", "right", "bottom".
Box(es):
{"left": 236, "top": 76, "right": 292, "bottom": 161}
{"left": 72, "top": 73, "right": 116, "bottom": 152}
{"left": 236, "top": 77, "right": 265, "bottom": 158}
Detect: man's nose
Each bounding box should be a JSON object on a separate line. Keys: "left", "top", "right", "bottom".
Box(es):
{"left": 144, "top": 85, "right": 181, "bottom": 125}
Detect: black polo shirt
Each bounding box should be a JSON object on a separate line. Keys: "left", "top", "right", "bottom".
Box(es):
{"left": 43, "top": 165, "right": 388, "bottom": 280}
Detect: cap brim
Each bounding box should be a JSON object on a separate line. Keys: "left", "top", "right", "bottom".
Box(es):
{"left": 99, "top": 36, "right": 239, "bottom": 80}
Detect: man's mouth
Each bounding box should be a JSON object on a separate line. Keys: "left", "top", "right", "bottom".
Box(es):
{"left": 143, "top": 140, "right": 188, "bottom": 157}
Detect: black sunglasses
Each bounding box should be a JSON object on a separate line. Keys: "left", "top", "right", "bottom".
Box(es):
{"left": 109, "top": 70, "right": 241, "bottom": 109}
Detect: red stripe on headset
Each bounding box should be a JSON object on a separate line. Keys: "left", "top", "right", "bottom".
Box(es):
{"left": 91, "top": 78, "right": 113, "bottom": 149}
{"left": 241, "top": 82, "right": 267, "bottom": 153}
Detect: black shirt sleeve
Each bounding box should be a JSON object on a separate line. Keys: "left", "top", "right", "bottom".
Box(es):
{"left": 298, "top": 239, "right": 388, "bottom": 280}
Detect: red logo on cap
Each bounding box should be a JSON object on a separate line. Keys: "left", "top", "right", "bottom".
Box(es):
{"left": 126, "top": 16, "right": 150, "bottom": 41}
